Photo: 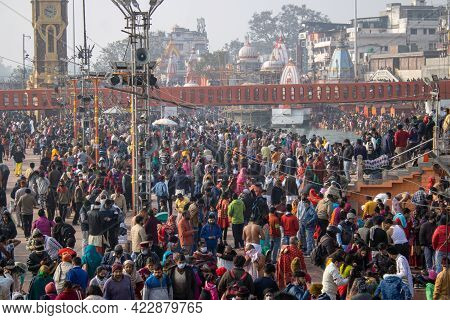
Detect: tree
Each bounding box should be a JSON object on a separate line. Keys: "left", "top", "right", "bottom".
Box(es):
{"left": 248, "top": 5, "right": 329, "bottom": 55}
{"left": 193, "top": 51, "right": 232, "bottom": 80}
{"left": 248, "top": 11, "right": 279, "bottom": 54}
{"left": 8, "top": 66, "right": 32, "bottom": 87}
{"left": 91, "top": 39, "right": 130, "bottom": 72}
{"left": 222, "top": 39, "right": 244, "bottom": 63}
{"left": 91, "top": 31, "right": 167, "bottom": 72}
{"left": 0, "top": 59, "right": 12, "bottom": 79}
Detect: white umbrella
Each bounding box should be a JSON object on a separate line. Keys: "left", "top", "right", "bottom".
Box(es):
{"left": 152, "top": 118, "right": 178, "bottom": 126}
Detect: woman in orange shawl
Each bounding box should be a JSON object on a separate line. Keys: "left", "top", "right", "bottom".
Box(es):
{"left": 216, "top": 192, "right": 231, "bottom": 243}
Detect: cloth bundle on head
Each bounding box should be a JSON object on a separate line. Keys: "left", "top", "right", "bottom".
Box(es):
{"left": 111, "top": 262, "right": 123, "bottom": 273}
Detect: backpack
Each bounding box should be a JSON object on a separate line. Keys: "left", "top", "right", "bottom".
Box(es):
{"left": 225, "top": 270, "right": 249, "bottom": 297}
{"left": 339, "top": 221, "right": 353, "bottom": 245}
{"left": 251, "top": 197, "right": 269, "bottom": 225}
{"left": 60, "top": 223, "right": 76, "bottom": 247}
{"left": 310, "top": 243, "right": 326, "bottom": 267}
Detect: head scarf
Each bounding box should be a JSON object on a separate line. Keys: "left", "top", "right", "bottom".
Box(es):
{"left": 38, "top": 265, "right": 50, "bottom": 277}
{"left": 82, "top": 245, "right": 103, "bottom": 278}
{"left": 123, "top": 260, "right": 143, "bottom": 289}
{"left": 162, "top": 251, "right": 173, "bottom": 266}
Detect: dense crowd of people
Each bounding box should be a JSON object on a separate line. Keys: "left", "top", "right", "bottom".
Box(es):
{"left": 0, "top": 107, "right": 449, "bottom": 301}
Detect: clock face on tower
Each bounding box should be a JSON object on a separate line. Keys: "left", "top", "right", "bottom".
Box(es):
{"left": 44, "top": 4, "right": 57, "bottom": 18}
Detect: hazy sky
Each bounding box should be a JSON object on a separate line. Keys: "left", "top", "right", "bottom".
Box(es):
{"left": 0, "top": 0, "right": 447, "bottom": 69}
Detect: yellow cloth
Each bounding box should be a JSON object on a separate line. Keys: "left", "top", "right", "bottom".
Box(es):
{"left": 443, "top": 114, "right": 450, "bottom": 132}
{"left": 175, "top": 197, "right": 189, "bottom": 215}
{"left": 51, "top": 148, "right": 59, "bottom": 158}
{"left": 362, "top": 200, "right": 377, "bottom": 218}
{"left": 181, "top": 150, "right": 190, "bottom": 161}
{"left": 340, "top": 264, "right": 353, "bottom": 278}
{"left": 15, "top": 162, "right": 23, "bottom": 176}
{"left": 24, "top": 168, "right": 34, "bottom": 179}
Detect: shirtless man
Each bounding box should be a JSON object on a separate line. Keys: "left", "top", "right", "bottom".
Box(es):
{"left": 243, "top": 216, "right": 264, "bottom": 253}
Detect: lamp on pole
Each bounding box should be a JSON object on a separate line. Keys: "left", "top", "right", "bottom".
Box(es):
{"left": 22, "top": 34, "right": 31, "bottom": 89}
{"left": 110, "top": 0, "right": 165, "bottom": 215}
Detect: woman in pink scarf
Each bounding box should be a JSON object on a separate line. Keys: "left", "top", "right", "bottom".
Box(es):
{"left": 182, "top": 157, "right": 191, "bottom": 176}
{"left": 235, "top": 168, "right": 248, "bottom": 195}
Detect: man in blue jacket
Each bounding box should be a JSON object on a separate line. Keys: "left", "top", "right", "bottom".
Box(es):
{"left": 374, "top": 265, "right": 412, "bottom": 300}
{"left": 200, "top": 213, "right": 222, "bottom": 254}
{"left": 66, "top": 256, "right": 89, "bottom": 295}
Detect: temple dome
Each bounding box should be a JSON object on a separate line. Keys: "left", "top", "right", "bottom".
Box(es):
{"left": 238, "top": 37, "right": 259, "bottom": 62}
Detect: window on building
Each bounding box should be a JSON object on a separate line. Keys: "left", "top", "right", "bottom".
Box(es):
{"left": 423, "top": 29, "right": 427, "bottom": 35}
{"left": 410, "top": 28, "right": 417, "bottom": 35}
{"left": 429, "top": 29, "right": 436, "bottom": 35}
{"left": 429, "top": 43, "right": 436, "bottom": 50}
{"left": 383, "top": 46, "right": 388, "bottom": 51}
{"left": 46, "top": 25, "right": 56, "bottom": 53}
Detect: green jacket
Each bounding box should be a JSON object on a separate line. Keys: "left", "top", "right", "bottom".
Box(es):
{"left": 227, "top": 199, "right": 245, "bottom": 225}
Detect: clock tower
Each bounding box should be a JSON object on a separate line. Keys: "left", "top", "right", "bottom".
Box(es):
{"left": 31, "top": 0, "right": 68, "bottom": 88}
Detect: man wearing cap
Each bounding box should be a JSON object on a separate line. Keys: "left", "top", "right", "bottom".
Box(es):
{"left": 337, "top": 212, "right": 357, "bottom": 251}
{"left": 103, "top": 263, "right": 135, "bottom": 300}
{"left": 135, "top": 241, "right": 160, "bottom": 270}
{"left": 101, "top": 245, "right": 131, "bottom": 273}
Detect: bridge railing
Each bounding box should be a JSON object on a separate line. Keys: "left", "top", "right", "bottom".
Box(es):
{"left": 0, "top": 80, "right": 437, "bottom": 110}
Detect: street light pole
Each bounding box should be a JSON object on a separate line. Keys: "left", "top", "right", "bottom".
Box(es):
{"left": 110, "top": 0, "right": 165, "bottom": 215}
{"left": 22, "top": 34, "right": 31, "bottom": 89}
{"left": 354, "top": 0, "right": 358, "bottom": 81}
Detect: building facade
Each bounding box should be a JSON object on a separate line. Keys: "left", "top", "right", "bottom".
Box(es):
{"left": 30, "top": 0, "right": 68, "bottom": 88}
{"left": 159, "top": 22, "right": 209, "bottom": 86}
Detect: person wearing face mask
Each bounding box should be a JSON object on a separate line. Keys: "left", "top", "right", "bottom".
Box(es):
{"left": 89, "top": 266, "right": 108, "bottom": 292}
{"left": 200, "top": 214, "right": 222, "bottom": 254}
{"left": 143, "top": 263, "right": 173, "bottom": 300}
{"left": 134, "top": 241, "right": 160, "bottom": 271}
{"left": 103, "top": 263, "right": 135, "bottom": 300}
{"left": 167, "top": 253, "right": 196, "bottom": 300}
{"left": 192, "top": 240, "right": 215, "bottom": 267}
